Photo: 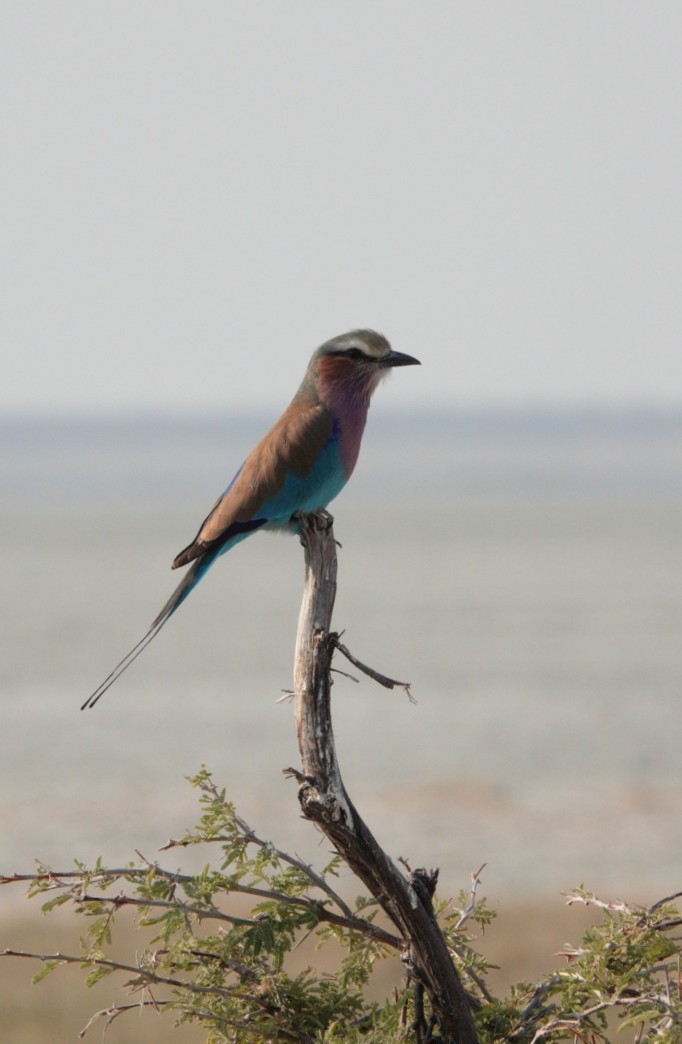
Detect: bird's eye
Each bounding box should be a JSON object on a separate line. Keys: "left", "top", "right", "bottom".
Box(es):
{"left": 345, "top": 348, "right": 365, "bottom": 360}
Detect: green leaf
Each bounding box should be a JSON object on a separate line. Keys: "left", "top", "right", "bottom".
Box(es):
{"left": 84, "top": 963, "right": 113, "bottom": 988}
{"left": 32, "top": 960, "right": 62, "bottom": 984}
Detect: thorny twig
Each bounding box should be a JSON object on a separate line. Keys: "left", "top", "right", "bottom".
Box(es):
{"left": 455, "top": 864, "right": 488, "bottom": 930}
{"left": 564, "top": 891, "right": 632, "bottom": 915}
{"left": 75, "top": 889, "right": 400, "bottom": 949}
{"left": 161, "top": 777, "right": 355, "bottom": 920}
{"left": 78, "top": 998, "right": 170, "bottom": 1039}
{"left": 0, "top": 948, "right": 242, "bottom": 998}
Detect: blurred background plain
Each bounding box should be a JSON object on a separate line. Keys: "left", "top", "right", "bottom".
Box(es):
{"left": 2, "top": 4, "right": 681, "bottom": 1040}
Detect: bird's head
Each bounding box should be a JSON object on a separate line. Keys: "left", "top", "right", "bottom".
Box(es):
{"left": 307, "top": 330, "right": 420, "bottom": 410}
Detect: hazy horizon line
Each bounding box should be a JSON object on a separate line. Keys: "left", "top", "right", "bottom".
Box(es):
{"left": 4, "top": 401, "right": 682, "bottom": 427}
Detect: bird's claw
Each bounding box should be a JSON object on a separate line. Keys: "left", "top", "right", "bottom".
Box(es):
{"left": 293, "top": 509, "right": 335, "bottom": 533}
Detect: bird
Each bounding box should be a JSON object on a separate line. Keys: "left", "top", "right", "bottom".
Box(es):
{"left": 82, "top": 329, "right": 420, "bottom": 709}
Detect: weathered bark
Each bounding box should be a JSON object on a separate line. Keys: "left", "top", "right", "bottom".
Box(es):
{"left": 289, "top": 514, "right": 478, "bottom": 1044}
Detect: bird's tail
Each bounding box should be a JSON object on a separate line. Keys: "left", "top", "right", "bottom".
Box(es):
{"left": 81, "top": 554, "right": 213, "bottom": 710}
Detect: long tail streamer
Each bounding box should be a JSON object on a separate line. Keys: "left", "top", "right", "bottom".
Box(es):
{"left": 81, "top": 556, "right": 211, "bottom": 710}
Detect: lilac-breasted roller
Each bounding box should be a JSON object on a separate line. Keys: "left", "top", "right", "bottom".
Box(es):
{"left": 82, "top": 330, "right": 420, "bottom": 709}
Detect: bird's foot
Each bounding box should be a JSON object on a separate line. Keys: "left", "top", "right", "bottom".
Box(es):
{"left": 292, "top": 509, "right": 335, "bottom": 534}
{"left": 314, "top": 508, "right": 335, "bottom": 529}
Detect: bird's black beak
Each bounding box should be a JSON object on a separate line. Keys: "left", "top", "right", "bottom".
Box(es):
{"left": 383, "top": 349, "right": 421, "bottom": 368}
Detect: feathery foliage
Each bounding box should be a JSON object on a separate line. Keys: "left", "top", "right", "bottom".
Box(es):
{"left": 2, "top": 769, "right": 681, "bottom": 1042}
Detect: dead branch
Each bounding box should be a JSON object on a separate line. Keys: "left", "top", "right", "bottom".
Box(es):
{"left": 333, "top": 637, "right": 415, "bottom": 701}
{"left": 287, "top": 513, "right": 478, "bottom": 1044}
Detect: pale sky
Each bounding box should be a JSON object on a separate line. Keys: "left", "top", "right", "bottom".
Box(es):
{"left": 3, "top": 3, "right": 681, "bottom": 414}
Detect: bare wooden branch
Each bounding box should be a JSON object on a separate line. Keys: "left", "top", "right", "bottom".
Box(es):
{"left": 333, "top": 637, "right": 415, "bottom": 701}
{"left": 289, "top": 513, "right": 478, "bottom": 1044}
